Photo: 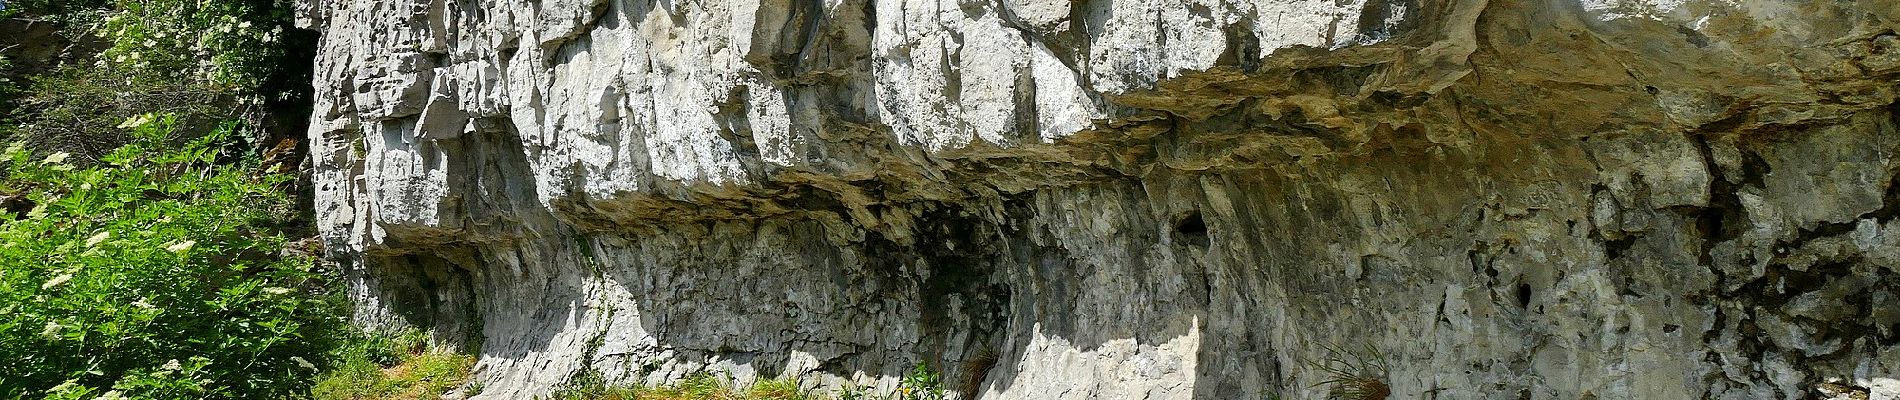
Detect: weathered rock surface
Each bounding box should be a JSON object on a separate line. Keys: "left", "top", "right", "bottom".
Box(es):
{"left": 297, "top": 0, "right": 1900, "bottom": 398}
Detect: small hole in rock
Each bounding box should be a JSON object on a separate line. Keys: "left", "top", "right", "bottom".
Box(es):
{"left": 1175, "top": 211, "right": 1210, "bottom": 247}
{"left": 1516, "top": 283, "right": 1533, "bottom": 308}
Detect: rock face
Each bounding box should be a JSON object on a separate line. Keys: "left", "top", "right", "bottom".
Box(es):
{"left": 296, "top": 0, "right": 1900, "bottom": 398}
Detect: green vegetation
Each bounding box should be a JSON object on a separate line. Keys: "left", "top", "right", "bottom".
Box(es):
{"left": 0, "top": 114, "right": 340, "bottom": 399}
{"left": 0, "top": 0, "right": 301, "bottom": 92}
{"left": 93, "top": 0, "right": 301, "bottom": 92}
{"left": 549, "top": 373, "right": 808, "bottom": 400}
{"left": 883, "top": 363, "right": 948, "bottom": 400}
{"left": 547, "top": 363, "right": 948, "bottom": 400}
{"left": 0, "top": 0, "right": 345, "bottom": 396}
{"left": 1, "top": 0, "right": 310, "bottom": 162}
{"left": 0, "top": 0, "right": 112, "bottom": 23}
{"left": 8, "top": 65, "right": 243, "bottom": 165}
{"left": 0, "top": 1, "right": 355, "bottom": 395}
{"left": 1307, "top": 343, "right": 1392, "bottom": 400}
{"left": 312, "top": 329, "right": 476, "bottom": 400}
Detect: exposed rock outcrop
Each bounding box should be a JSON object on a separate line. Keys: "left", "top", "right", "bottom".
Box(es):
{"left": 298, "top": 0, "right": 1900, "bottom": 398}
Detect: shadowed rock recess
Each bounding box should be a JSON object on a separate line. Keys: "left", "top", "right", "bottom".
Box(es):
{"left": 298, "top": 0, "right": 1900, "bottom": 398}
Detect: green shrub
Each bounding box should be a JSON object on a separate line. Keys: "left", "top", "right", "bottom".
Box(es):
{"left": 2, "top": 0, "right": 310, "bottom": 164}
{"left": 1, "top": 0, "right": 311, "bottom": 159}
{"left": 2, "top": 0, "right": 298, "bottom": 95}
{"left": 93, "top": 0, "right": 298, "bottom": 94}
{"left": 0, "top": 54, "right": 14, "bottom": 98}
{"left": 548, "top": 372, "right": 816, "bottom": 400}
{"left": 5, "top": 66, "right": 237, "bottom": 164}
{"left": 894, "top": 363, "right": 945, "bottom": 400}
{"left": 1307, "top": 343, "right": 1391, "bottom": 400}
{"left": 312, "top": 328, "right": 474, "bottom": 400}
{"left": 0, "top": 0, "right": 112, "bottom": 21}
{"left": 547, "top": 363, "right": 948, "bottom": 400}
{"left": 0, "top": 113, "right": 340, "bottom": 399}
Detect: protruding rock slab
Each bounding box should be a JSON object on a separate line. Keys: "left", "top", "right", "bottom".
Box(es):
{"left": 299, "top": 0, "right": 1900, "bottom": 398}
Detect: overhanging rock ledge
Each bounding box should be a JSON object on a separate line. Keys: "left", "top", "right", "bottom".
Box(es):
{"left": 298, "top": 0, "right": 1900, "bottom": 398}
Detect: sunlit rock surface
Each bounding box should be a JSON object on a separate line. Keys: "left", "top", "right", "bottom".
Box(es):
{"left": 297, "top": 0, "right": 1900, "bottom": 398}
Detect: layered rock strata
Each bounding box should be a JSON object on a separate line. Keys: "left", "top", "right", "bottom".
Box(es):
{"left": 297, "top": 0, "right": 1900, "bottom": 398}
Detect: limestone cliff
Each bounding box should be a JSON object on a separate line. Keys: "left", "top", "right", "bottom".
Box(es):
{"left": 297, "top": 0, "right": 1900, "bottom": 398}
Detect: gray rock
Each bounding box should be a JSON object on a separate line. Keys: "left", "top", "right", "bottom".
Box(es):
{"left": 297, "top": 0, "right": 1900, "bottom": 398}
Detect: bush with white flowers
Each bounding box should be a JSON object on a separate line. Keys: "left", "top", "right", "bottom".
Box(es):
{"left": 0, "top": 114, "right": 341, "bottom": 399}
{"left": 94, "top": 0, "right": 295, "bottom": 94}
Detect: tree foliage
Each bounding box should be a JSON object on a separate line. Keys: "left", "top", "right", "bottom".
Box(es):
{"left": 0, "top": 114, "right": 339, "bottom": 399}
{"left": 1, "top": 0, "right": 312, "bottom": 160}
{"left": 94, "top": 0, "right": 301, "bottom": 92}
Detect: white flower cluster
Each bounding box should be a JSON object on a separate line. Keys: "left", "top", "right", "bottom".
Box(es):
{"left": 39, "top": 273, "right": 71, "bottom": 290}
